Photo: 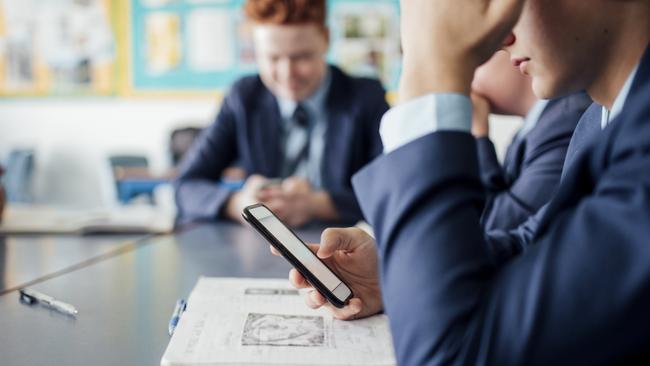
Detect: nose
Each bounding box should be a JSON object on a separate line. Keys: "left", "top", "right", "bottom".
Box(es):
{"left": 277, "top": 58, "right": 299, "bottom": 83}
{"left": 501, "top": 32, "right": 516, "bottom": 50}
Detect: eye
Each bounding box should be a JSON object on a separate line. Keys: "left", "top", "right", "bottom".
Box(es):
{"left": 293, "top": 52, "right": 315, "bottom": 62}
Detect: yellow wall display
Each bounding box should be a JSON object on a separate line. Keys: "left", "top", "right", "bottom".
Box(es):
{"left": 0, "top": 0, "right": 400, "bottom": 98}
{"left": 0, "top": 0, "right": 117, "bottom": 97}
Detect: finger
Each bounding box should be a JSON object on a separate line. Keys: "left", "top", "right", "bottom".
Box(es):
{"left": 264, "top": 200, "right": 287, "bottom": 218}
{"left": 501, "top": 32, "right": 516, "bottom": 47}
{"left": 247, "top": 174, "right": 265, "bottom": 182}
{"left": 304, "top": 290, "right": 327, "bottom": 309}
{"left": 245, "top": 174, "right": 267, "bottom": 189}
{"left": 487, "top": 0, "right": 525, "bottom": 32}
{"left": 329, "top": 298, "right": 364, "bottom": 320}
{"left": 305, "top": 243, "right": 320, "bottom": 253}
{"left": 269, "top": 245, "right": 281, "bottom": 256}
{"left": 318, "top": 227, "right": 363, "bottom": 258}
{"left": 256, "top": 188, "right": 283, "bottom": 201}
{"left": 289, "top": 268, "right": 311, "bottom": 289}
{"left": 282, "top": 177, "right": 310, "bottom": 194}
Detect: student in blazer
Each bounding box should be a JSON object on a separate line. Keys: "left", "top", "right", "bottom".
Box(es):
{"left": 174, "top": 0, "right": 388, "bottom": 227}
{"left": 283, "top": 1, "right": 650, "bottom": 364}
{"left": 471, "top": 50, "right": 591, "bottom": 231}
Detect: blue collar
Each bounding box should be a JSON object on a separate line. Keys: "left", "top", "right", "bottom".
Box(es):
{"left": 602, "top": 62, "right": 640, "bottom": 129}
{"left": 277, "top": 67, "right": 331, "bottom": 122}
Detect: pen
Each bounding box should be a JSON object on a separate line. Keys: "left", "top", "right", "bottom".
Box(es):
{"left": 168, "top": 299, "right": 187, "bottom": 336}
{"left": 19, "top": 288, "right": 79, "bottom": 317}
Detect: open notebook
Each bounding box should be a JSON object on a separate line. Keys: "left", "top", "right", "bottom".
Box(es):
{"left": 161, "top": 277, "right": 396, "bottom": 366}
{"left": 0, "top": 205, "right": 174, "bottom": 235}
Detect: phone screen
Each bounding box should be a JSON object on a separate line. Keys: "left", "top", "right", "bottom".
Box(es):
{"left": 246, "top": 205, "right": 352, "bottom": 303}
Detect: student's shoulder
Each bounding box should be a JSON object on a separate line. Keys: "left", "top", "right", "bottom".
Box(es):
{"left": 215, "top": 75, "right": 273, "bottom": 121}
{"left": 330, "top": 65, "right": 386, "bottom": 98}
{"left": 227, "top": 74, "right": 268, "bottom": 101}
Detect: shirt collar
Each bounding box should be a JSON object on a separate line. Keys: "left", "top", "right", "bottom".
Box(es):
{"left": 601, "top": 63, "right": 639, "bottom": 129}
{"left": 277, "top": 67, "right": 331, "bottom": 121}
{"left": 519, "top": 99, "right": 549, "bottom": 138}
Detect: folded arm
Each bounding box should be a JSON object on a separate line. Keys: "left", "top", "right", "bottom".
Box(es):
{"left": 174, "top": 95, "right": 239, "bottom": 222}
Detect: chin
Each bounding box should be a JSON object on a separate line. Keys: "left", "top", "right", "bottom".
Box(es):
{"left": 531, "top": 78, "right": 561, "bottom": 100}
{"left": 531, "top": 73, "right": 583, "bottom": 100}
{"left": 275, "top": 88, "right": 305, "bottom": 101}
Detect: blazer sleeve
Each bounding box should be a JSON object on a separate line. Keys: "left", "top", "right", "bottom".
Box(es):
{"left": 352, "top": 98, "right": 650, "bottom": 366}
{"left": 476, "top": 136, "right": 507, "bottom": 188}
{"left": 480, "top": 96, "right": 588, "bottom": 232}
{"left": 174, "top": 94, "right": 239, "bottom": 223}
{"left": 479, "top": 131, "right": 570, "bottom": 231}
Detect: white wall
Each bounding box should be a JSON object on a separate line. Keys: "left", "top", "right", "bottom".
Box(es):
{"left": 0, "top": 98, "right": 522, "bottom": 208}
{"left": 0, "top": 98, "right": 218, "bottom": 207}
{"left": 488, "top": 114, "right": 524, "bottom": 161}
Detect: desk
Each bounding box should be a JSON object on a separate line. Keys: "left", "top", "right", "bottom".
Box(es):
{"left": 0, "top": 234, "right": 144, "bottom": 295}
{"left": 0, "top": 223, "right": 321, "bottom": 366}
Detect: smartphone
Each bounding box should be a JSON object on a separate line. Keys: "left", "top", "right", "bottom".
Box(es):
{"left": 242, "top": 203, "right": 353, "bottom": 308}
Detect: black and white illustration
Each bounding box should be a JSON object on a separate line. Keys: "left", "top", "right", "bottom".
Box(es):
{"left": 241, "top": 313, "right": 325, "bottom": 347}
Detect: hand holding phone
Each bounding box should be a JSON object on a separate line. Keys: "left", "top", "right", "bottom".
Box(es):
{"left": 242, "top": 203, "right": 353, "bottom": 308}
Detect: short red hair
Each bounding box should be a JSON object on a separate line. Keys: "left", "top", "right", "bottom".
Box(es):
{"left": 244, "top": 0, "right": 326, "bottom": 27}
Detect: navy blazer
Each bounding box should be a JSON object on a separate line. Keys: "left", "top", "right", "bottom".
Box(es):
{"left": 352, "top": 44, "right": 650, "bottom": 365}
{"left": 477, "top": 92, "right": 591, "bottom": 231}
{"left": 484, "top": 100, "right": 603, "bottom": 265}
{"left": 175, "top": 65, "right": 388, "bottom": 224}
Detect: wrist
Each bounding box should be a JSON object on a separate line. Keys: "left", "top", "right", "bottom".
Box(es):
{"left": 399, "top": 58, "right": 474, "bottom": 104}
{"left": 471, "top": 120, "right": 490, "bottom": 138}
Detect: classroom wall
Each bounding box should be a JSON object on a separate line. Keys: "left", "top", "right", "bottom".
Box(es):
{"left": 0, "top": 98, "right": 217, "bottom": 207}
{"left": 0, "top": 99, "right": 522, "bottom": 208}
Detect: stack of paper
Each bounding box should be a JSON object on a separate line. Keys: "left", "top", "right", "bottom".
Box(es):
{"left": 0, "top": 205, "right": 174, "bottom": 235}
{"left": 161, "top": 277, "right": 396, "bottom": 366}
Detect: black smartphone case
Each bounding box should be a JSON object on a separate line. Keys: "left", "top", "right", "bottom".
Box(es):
{"left": 242, "top": 203, "right": 353, "bottom": 308}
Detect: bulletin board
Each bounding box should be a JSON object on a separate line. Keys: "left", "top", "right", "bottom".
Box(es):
{"left": 0, "top": 0, "right": 117, "bottom": 97}
{"left": 0, "top": 0, "right": 400, "bottom": 97}
{"left": 126, "top": 0, "right": 401, "bottom": 94}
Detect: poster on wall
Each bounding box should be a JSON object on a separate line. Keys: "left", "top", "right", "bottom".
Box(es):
{"left": 128, "top": 0, "right": 400, "bottom": 94}
{"left": 0, "top": 0, "right": 400, "bottom": 96}
{"left": 329, "top": 0, "right": 401, "bottom": 90}
{"left": 129, "top": 0, "right": 251, "bottom": 92}
{"left": 0, "top": 0, "right": 116, "bottom": 96}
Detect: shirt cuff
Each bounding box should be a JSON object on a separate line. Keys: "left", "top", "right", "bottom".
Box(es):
{"left": 380, "top": 93, "right": 472, "bottom": 154}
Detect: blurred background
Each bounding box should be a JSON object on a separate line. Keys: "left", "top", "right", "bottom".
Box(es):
{"left": 0, "top": 0, "right": 521, "bottom": 212}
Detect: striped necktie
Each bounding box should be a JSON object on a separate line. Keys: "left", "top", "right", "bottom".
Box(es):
{"left": 282, "top": 103, "right": 310, "bottom": 178}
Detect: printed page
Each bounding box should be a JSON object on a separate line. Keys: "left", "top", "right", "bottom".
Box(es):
{"left": 161, "top": 277, "right": 395, "bottom": 366}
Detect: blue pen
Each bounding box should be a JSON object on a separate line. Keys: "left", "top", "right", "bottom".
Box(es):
{"left": 168, "top": 299, "right": 187, "bottom": 336}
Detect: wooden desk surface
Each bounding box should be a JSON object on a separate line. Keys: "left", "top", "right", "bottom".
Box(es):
{"left": 0, "top": 222, "right": 321, "bottom": 366}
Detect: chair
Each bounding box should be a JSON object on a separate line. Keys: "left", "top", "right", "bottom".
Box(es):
{"left": 3, "top": 149, "right": 35, "bottom": 203}
{"left": 169, "top": 127, "right": 202, "bottom": 167}
{"left": 108, "top": 155, "right": 153, "bottom": 204}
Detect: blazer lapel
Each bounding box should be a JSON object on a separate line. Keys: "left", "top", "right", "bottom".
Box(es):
{"left": 252, "top": 89, "right": 284, "bottom": 177}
